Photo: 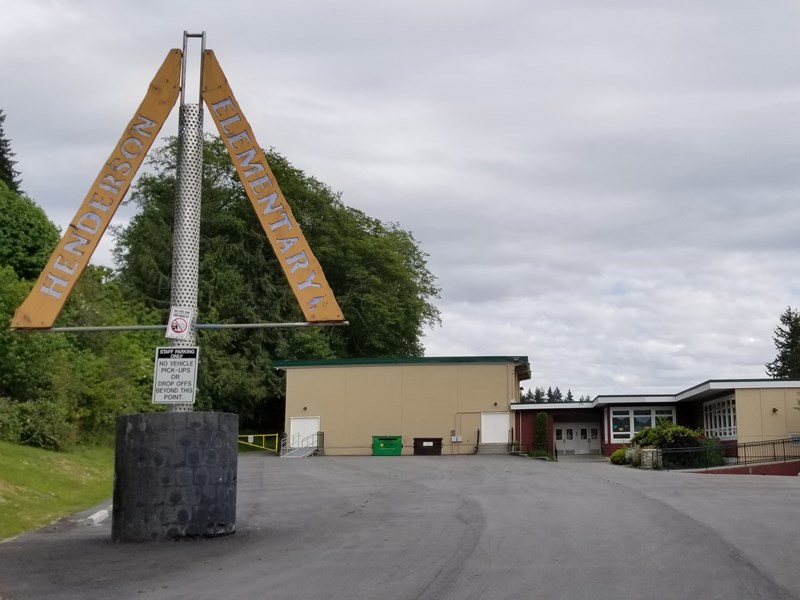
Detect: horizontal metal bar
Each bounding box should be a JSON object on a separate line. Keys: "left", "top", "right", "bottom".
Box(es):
{"left": 198, "top": 321, "right": 348, "bottom": 330}
{"left": 12, "top": 321, "right": 349, "bottom": 334}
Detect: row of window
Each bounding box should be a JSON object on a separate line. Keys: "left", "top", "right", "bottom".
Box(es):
{"left": 703, "top": 396, "right": 737, "bottom": 440}
{"left": 610, "top": 407, "right": 675, "bottom": 441}
{"left": 607, "top": 396, "right": 738, "bottom": 442}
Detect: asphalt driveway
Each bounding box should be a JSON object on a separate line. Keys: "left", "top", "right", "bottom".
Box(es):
{"left": 0, "top": 454, "right": 798, "bottom": 599}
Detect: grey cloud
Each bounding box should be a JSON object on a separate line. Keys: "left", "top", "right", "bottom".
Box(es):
{"left": 4, "top": 0, "right": 800, "bottom": 396}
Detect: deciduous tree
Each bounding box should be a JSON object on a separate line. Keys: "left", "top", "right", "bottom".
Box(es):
{"left": 0, "top": 180, "right": 160, "bottom": 448}
{"left": 114, "top": 137, "right": 441, "bottom": 430}
{"left": 0, "top": 181, "right": 59, "bottom": 280}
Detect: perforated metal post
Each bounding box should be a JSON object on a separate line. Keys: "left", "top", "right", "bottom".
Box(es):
{"left": 168, "top": 33, "right": 205, "bottom": 412}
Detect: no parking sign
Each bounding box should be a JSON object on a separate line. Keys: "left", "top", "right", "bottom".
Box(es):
{"left": 165, "top": 306, "right": 194, "bottom": 340}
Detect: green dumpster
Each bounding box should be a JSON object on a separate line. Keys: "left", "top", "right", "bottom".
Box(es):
{"left": 372, "top": 435, "right": 403, "bottom": 456}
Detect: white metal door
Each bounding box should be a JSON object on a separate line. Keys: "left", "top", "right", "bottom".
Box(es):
{"left": 481, "top": 412, "right": 510, "bottom": 444}
{"left": 556, "top": 422, "right": 601, "bottom": 455}
{"left": 290, "top": 416, "right": 320, "bottom": 444}
{"left": 555, "top": 426, "right": 576, "bottom": 454}
{"left": 587, "top": 426, "right": 601, "bottom": 454}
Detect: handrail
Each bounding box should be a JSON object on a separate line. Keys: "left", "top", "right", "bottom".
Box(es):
{"left": 658, "top": 436, "right": 800, "bottom": 469}
{"left": 280, "top": 431, "right": 321, "bottom": 456}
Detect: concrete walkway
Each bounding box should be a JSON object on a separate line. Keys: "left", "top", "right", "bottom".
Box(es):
{"left": 554, "top": 452, "right": 608, "bottom": 462}
{"left": 0, "top": 455, "right": 797, "bottom": 599}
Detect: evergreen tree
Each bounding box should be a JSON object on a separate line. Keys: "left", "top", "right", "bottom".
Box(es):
{"left": 765, "top": 307, "right": 800, "bottom": 378}
{"left": 533, "top": 387, "right": 545, "bottom": 402}
{"left": 0, "top": 110, "right": 21, "bottom": 193}
{"left": 552, "top": 386, "right": 563, "bottom": 402}
{"left": 565, "top": 389, "right": 574, "bottom": 402}
{"left": 546, "top": 386, "right": 554, "bottom": 402}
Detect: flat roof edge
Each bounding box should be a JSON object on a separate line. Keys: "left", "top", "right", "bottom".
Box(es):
{"left": 593, "top": 394, "right": 677, "bottom": 407}
{"left": 273, "top": 355, "right": 530, "bottom": 369}
{"left": 511, "top": 402, "right": 596, "bottom": 410}
{"left": 676, "top": 378, "right": 800, "bottom": 401}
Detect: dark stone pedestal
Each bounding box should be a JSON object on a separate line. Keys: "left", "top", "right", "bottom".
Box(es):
{"left": 112, "top": 412, "right": 238, "bottom": 542}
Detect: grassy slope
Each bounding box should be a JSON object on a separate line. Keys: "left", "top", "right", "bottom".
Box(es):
{"left": 0, "top": 441, "right": 114, "bottom": 540}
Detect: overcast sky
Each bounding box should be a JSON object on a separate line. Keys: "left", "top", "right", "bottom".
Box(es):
{"left": 4, "top": 1, "right": 800, "bottom": 397}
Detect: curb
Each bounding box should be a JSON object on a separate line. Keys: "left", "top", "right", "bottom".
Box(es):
{"left": 84, "top": 506, "right": 111, "bottom": 526}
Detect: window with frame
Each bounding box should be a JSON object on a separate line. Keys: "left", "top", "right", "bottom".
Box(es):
{"left": 703, "top": 396, "right": 736, "bottom": 440}
{"left": 610, "top": 407, "right": 675, "bottom": 441}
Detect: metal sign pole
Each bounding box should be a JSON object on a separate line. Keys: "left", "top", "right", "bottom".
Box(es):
{"left": 115, "top": 32, "right": 237, "bottom": 543}
{"left": 168, "top": 31, "right": 206, "bottom": 413}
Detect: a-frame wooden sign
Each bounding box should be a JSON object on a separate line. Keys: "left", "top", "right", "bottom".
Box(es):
{"left": 11, "top": 48, "right": 344, "bottom": 329}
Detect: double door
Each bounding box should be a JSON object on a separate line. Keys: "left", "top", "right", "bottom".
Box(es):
{"left": 555, "top": 422, "right": 601, "bottom": 455}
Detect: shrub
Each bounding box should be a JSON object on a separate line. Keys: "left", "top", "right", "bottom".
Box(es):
{"left": 610, "top": 448, "right": 628, "bottom": 464}
{"left": 630, "top": 420, "right": 704, "bottom": 449}
{"left": 534, "top": 413, "right": 548, "bottom": 452}
{"left": 661, "top": 437, "right": 725, "bottom": 469}
{"left": 699, "top": 438, "right": 724, "bottom": 466}
{"left": 0, "top": 398, "right": 77, "bottom": 451}
{"left": 630, "top": 420, "right": 725, "bottom": 469}
{"left": 527, "top": 448, "right": 553, "bottom": 460}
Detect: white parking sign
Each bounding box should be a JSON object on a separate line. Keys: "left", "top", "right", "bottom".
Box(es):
{"left": 152, "top": 347, "right": 199, "bottom": 404}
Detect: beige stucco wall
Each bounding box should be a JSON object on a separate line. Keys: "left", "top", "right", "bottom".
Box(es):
{"left": 736, "top": 388, "right": 800, "bottom": 443}
{"left": 284, "top": 363, "right": 517, "bottom": 455}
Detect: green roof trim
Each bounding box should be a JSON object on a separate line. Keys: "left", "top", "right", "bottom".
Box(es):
{"left": 272, "top": 355, "right": 530, "bottom": 369}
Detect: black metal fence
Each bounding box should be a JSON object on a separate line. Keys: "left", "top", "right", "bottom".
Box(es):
{"left": 659, "top": 437, "right": 800, "bottom": 470}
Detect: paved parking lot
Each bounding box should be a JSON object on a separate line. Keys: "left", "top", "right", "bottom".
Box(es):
{"left": 1, "top": 454, "right": 798, "bottom": 599}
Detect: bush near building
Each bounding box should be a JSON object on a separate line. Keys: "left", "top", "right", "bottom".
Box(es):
{"left": 630, "top": 421, "right": 704, "bottom": 449}
{"left": 629, "top": 421, "right": 723, "bottom": 469}
{"left": 610, "top": 448, "right": 628, "bottom": 464}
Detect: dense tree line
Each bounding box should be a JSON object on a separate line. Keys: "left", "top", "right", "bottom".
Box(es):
{"left": 519, "top": 386, "right": 592, "bottom": 403}
{"left": 0, "top": 180, "right": 160, "bottom": 449}
{"left": 0, "top": 117, "right": 440, "bottom": 449}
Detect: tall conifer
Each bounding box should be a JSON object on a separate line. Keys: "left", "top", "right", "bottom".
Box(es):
{"left": 0, "top": 110, "right": 21, "bottom": 193}
{"left": 765, "top": 307, "right": 800, "bottom": 378}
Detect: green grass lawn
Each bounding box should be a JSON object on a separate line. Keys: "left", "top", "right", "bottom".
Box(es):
{"left": 0, "top": 441, "right": 114, "bottom": 540}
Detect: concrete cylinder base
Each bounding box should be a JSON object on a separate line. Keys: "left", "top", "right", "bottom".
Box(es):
{"left": 112, "top": 412, "right": 238, "bottom": 542}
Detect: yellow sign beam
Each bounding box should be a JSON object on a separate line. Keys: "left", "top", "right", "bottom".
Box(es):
{"left": 12, "top": 50, "right": 182, "bottom": 329}
{"left": 202, "top": 50, "right": 344, "bottom": 322}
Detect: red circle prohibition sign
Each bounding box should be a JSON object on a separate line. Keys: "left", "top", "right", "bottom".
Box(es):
{"left": 170, "top": 318, "right": 188, "bottom": 334}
